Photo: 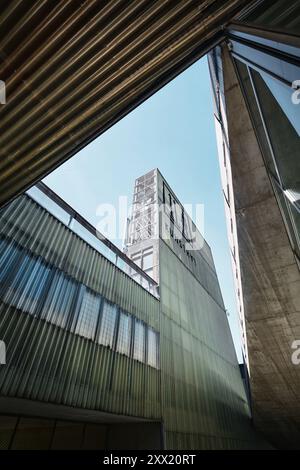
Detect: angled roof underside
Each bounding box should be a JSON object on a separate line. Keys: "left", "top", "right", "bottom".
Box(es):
{"left": 0, "top": 0, "right": 251, "bottom": 207}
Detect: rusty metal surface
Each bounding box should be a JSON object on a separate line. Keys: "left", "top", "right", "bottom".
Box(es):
{"left": 0, "top": 0, "right": 250, "bottom": 207}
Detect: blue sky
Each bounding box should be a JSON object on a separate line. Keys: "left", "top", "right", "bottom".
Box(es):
{"left": 44, "top": 56, "right": 242, "bottom": 361}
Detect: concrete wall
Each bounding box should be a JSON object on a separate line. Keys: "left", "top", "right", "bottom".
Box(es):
{"left": 220, "top": 44, "right": 300, "bottom": 449}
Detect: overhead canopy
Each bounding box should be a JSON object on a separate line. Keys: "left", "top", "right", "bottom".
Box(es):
{"left": 0, "top": 0, "right": 250, "bottom": 207}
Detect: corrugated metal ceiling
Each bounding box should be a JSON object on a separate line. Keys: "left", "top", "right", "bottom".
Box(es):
{"left": 0, "top": 0, "right": 250, "bottom": 207}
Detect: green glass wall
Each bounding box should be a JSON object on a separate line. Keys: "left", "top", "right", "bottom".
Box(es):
{"left": 159, "top": 241, "right": 266, "bottom": 449}
{"left": 0, "top": 194, "right": 161, "bottom": 420}
{"left": 156, "top": 171, "right": 267, "bottom": 449}
{"left": 0, "top": 190, "right": 268, "bottom": 448}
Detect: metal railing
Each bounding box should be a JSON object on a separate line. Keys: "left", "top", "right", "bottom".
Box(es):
{"left": 26, "top": 182, "right": 159, "bottom": 299}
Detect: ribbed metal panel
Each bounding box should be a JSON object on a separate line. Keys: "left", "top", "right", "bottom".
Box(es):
{"left": 0, "top": 190, "right": 269, "bottom": 448}
{"left": 0, "top": 0, "right": 251, "bottom": 207}
{"left": 158, "top": 240, "right": 267, "bottom": 449}
{"left": 238, "top": 0, "right": 300, "bottom": 33}
{"left": 0, "top": 194, "right": 161, "bottom": 420}
{"left": 0, "top": 194, "right": 159, "bottom": 327}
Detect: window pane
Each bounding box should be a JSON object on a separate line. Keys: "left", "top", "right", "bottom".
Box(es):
{"left": 142, "top": 251, "right": 153, "bottom": 270}
{"left": 234, "top": 59, "right": 276, "bottom": 176}
{"left": 15, "top": 258, "right": 50, "bottom": 315}
{"left": 261, "top": 72, "right": 300, "bottom": 137}
{"left": 26, "top": 186, "right": 70, "bottom": 225}
{"left": 133, "top": 320, "right": 145, "bottom": 362}
{"left": 41, "top": 271, "right": 76, "bottom": 328}
{"left": 147, "top": 328, "right": 159, "bottom": 369}
{"left": 3, "top": 254, "right": 50, "bottom": 315}
{"left": 116, "top": 311, "right": 132, "bottom": 356}
{"left": 75, "top": 288, "right": 100, "bottom": 340}
{"left": 0, "top": 239, "right": 21, "bottom": 284}
{"left": 272, "top": 179, "right": 300, "bottom": 260}
{"left": 98, "top": 301, "right": 117, "bottom": 347}
{"left": 251, "top": 68, "right": 300, "bottom": 193}
{"left": 235, "top": 59, "right": 300, "bottom": 262}
{"left": 3, "top": 254, "right": 32, "bottom": 305}
{"left": 290, "top": 201, "right": 300, "bottom": 259}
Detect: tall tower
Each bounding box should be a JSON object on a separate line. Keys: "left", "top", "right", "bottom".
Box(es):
{"left": 124, "top": 169, "right": 263, "bottom": 449}
{"left": 125, "top": 169, "right": 160, "bottom": 284}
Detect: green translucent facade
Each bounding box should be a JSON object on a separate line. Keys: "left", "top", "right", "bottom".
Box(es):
{"left": 0, "top": 180, "right": 267, "bottom": 449}
{"left": 0, "top": 194, "right": 160, "bottom": 420}
{"left": 156, "top": 171, "right": 263, "bottom": 448}
{"left": 160, "top": 241, "right": 257, "bottom": 448}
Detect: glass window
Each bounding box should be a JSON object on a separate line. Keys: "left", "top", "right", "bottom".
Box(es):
{"left": 98, "top": 300, "right": 117, "bottom": 347}
{"left": 272, "top": 178, "right": 300, "bottom": 260}
{"left": 75, "top": 288, "right": 100, "bottom": 340}
{"left": 251, "top": 68, "right": 300, "bottom": 194}
{"left": 261, "top": 72, "right": 300, "bottom": 137}
{"left": 183, "top": 211, "right": 193, "bottom": 242}
{"left": 234, "top": 59, "right": 276, "bottom": 175}
{"left": 26, "top": 186, "right": 71, "bottom": 225}
{"left": 142, "top": 250, "right": 153, "bottom": 270}
{"left": 147, "top": 328, "right": 159, "bottom": 369}
{"left": 0, "top": 239, "right": 21, "bottom": 284}
{"left": 41, "top": 271, "right": 76, "bottom": 328}
{"left": 15, "top": 258, "right": 50, "bottom": 314}
{"left": 71, "top": 220, "right": 116, "bottom": 264}
{"left": 235, "top": 59, "right": 300, "bottom": 262}
{"left": 133, "top": 319, "right": 145, "bottom": 362}
{"left": 4, "top": 254, "right": 50, "bottom": 315}
{"left": 116, "top": 311, "right": 132, "bottom": 356}
{"left": 3, "top": 253, "right": 31, "bottom": 304}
